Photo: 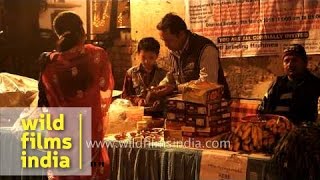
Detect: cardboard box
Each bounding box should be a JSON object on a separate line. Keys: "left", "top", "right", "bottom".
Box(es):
{"left": 196, "top": 127, "right": 214, "bottom": 137}
{"left": 196, "top": 122, "right": 231, "bottom": 137}
{"left": 165, "top": 120, "right": 186, "bottom": 130}
{"left": 186, "top": 114, "right": 222, "bottom": 127}
{"left": 208, "top": 117, "right": 231, "bottom": 127}
{"left": 181, "top": 126, "right": 196, "bottom": 132}
{"left": 181, "top": 126, "right": 196, "bottom": 137}
{"left": 182, "top": 131, "right": 196, "bottom": 137}
{"left": 182, "top": 81, "right": 223, "bottom": 105}
{"left": 186, "top": 102, "right": 220, "bottom": 115}
{"left": 166, "top": 112, "right": 185, "bottom": 121}
{"left": 167, "top": 94, "right": 186, "bottom": 112}
{"left": 185, "top": 117, "right": 196, "bottom": 127}
{"left": 164, "top": 130, "right": 183, "bottom": 141}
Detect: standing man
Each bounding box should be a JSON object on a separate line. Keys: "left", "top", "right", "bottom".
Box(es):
{"left": 259, "top": 44, "right": 320, "bottom": 125}
{"left": 157, "top": 13, "right": 231, "bottom": 100}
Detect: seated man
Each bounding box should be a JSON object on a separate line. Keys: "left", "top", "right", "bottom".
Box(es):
{"left": 259, "top": 44, "right": 320, "bottom": 125}
{"left": 121, "top": 37, "right": 167, "bottom": 116}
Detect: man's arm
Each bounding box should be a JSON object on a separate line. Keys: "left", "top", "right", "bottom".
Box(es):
{"left": 199, "top": 46, "right": 219, "bottom": 83}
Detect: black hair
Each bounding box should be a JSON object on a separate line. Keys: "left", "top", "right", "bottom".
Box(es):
{"left": 283, "top": 44, "right": 308, "bottom": 62}
{"left": 137, "top": 37, "right": 160, "bottom": 55}
{"left": 156, "top": 13, "right": 187, "bottom": 35}
{"left": 53, "top": 11, "right": 85, "bottom": 52}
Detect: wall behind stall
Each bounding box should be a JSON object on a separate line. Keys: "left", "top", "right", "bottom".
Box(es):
{"left": 130, "top": 0, "right": 320, "bottom": 99}
{"left": 39, "top": 0, "right": 87, "bottom": 31}
{"left": 130, "top": 0, "right": 186, "bottom": 67}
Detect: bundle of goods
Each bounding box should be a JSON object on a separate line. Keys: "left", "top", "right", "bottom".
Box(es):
{"left": 227, "top": 114, "right": 293, "bottom": 153}
{"left": 0, "top": 73, "right": 38, "bottom": 108}
{"left": 271, "top": 124, "right": 320, "bottom": 180}
{"left": 165, "top": 80, "right": 231, "bottom": 142}
{"left": 107, "top": 99, "right": 144, "bottom": 134}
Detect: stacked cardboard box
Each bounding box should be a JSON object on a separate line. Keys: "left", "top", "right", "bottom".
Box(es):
{"left": 183, "top": 100, "right": 231, "bottom": 137}
{"left": 164, "top": 94, "right": 231, "bottom": 141}
{"left": 164, "top": 94, "right": 185, "bottom": 141}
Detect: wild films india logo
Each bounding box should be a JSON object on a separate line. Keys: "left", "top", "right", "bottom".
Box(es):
{"left": 0, "top": 107, "right": 92, "bottom": 176}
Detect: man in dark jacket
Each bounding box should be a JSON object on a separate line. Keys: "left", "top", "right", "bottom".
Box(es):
{"left": 156, "top": 13, "right": 231, "bottom": 100}
{"left": 259, "top": 44, "right": 320, "bottom": 125}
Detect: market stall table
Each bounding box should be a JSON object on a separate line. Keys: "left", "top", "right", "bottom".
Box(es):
{"left": 106, "top": 137, "right": 280, "bottom": 180}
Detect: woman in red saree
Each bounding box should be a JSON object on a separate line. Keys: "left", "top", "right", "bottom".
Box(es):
{"left": 38, "top": 11, "right": 114, "bottom": 180}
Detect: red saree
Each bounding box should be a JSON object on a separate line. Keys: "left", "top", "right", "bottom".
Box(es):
{"left": 41, "top": 44, "right": 114, "bottom": 180}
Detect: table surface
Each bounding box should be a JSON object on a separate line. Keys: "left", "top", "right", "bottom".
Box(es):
{"left": 105, "top": 135, "right": 278, "bottom": 180}
{"left": 104, "top": 135, "right": 271, "bottom": 160}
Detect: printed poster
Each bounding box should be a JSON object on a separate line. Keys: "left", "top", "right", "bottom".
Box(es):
{"left": 186, "top": 0, "right": 320, "bottom": 58}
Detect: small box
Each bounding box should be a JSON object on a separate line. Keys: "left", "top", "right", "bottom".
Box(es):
{"left": 196, "top": 123, "right": 231, "bottom": 137}
{"left": 181, "top": 126, "right": 196, "bottom": 132}
{"left": 164, "top": 130, "right": 183, "bottom": 141}
{"left": 167, "top": 94, "right": 186, "bottom": 112}
{"left": 222, "top": 112, "right": 231, "bottom": 119}
{"left": 182, "top": 81, "right": 223, "bottom": 104}
{"left": 186, "top": 114, "right": 223, "bottom": 127}
{"left": 207, "top": 114, "right": 223, "bottom": 126}
{"left": 186, "top": 102, "right": 221, "bottom": 115}
{"left": 181, "top": 126, "right": 196, "bottom": 137}
{"left": 182, "top": 131, "right": 196, "bottom": 137}
{"left": 185, "top": 117, "right": 196, "bottom": 127}
{"left": 186, "top": 116, "right": 206, "bottom": 128}
{"left": 166, "top": 112, "right": 185, "bottom": 121}
{"left": 165, "top": 120, "right": 186, "bottom": 130}
{"left": 196, "top": 127, "right": 214, "bottom": 137}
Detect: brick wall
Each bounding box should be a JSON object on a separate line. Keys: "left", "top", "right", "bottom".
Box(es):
{"left": 109, "top": 35, "right": 134, "bottom": 90}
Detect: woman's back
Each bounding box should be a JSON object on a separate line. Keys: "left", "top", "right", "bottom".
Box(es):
{"left": 42, "top": 44, "right": 110, "bottom": 108}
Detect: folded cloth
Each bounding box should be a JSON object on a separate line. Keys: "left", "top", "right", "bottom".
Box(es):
{"left": 0, "top": 73, "right": 38, "bottom": 107}
{"left": 230, "top": 99, "right": 261, "bottom": 121}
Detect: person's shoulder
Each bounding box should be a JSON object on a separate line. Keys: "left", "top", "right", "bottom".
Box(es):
{"left": 192, "top": 32, "right": 214, "bottom": 43}
{"left": 276, "top": 75, "right": 287, "bottom": 81}
{"left": 191, "top": 32, "right": 218, "bottom": 50}
{"left": 269, "top": 75, "right": 287, "bottom": 87}
{"left": 84, "top": 44, "right": 106, "bottom": 53}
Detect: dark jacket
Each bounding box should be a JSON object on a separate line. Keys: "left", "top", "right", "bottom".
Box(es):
{"left": 168, "top": 31, "right": 231, "bottom": 100}
{"left": 259, "top": 71, "right": 320, "bottom": 125}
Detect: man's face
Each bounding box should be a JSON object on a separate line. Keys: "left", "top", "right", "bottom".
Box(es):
{"left": 159, "top": 29, "right": 184, "bottom": 51}
{"left": 138, "top": 50, "right": 158, "bottom": 71}
{"left": 283, "top": 55, "right": 307, "bottom": 79}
